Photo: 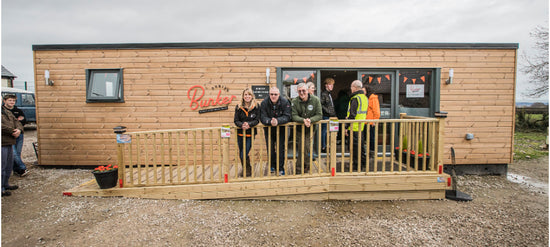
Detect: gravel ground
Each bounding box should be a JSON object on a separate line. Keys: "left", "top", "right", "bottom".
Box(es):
{"left": 1, "top": 129, "right": 548, "bottom": 246}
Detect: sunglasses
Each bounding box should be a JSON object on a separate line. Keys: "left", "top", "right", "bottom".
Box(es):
{"left": 270, "top": 93, "right": 279, "bottom": 96}
{"left": 298, "top": 89, "right": 307, "bottom": 93}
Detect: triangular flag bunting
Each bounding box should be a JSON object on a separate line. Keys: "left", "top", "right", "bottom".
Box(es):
{"left": 403, "top": 77, "right": 408, "bottom": 83}
{"left": 385, "top": 75, "right": 390, "bottom": 80}
{"left": 284, "top": 74, "right": 290, "bottom": 80}
{"left": 420, "top": 76, "right": 425, "bottom": 82}
{"left": 294, "top": 78, "right": 298, "bottom": 84}
{"left": 377, "top": 77, "right": 381, "bottom": 84}
{"left": 412, "top": 78, "right": 417, "bottom": 84}
{"left": 369, "top": 76, "right": 373, "bottom": 83}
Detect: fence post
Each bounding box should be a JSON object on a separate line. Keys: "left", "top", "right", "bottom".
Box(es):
{"left": 329, "top": 118, "right": 338, "bottom": 176}
{"left": 113, "top": 126, "right": 127, "bottom": 188}
{"left": 434, "top": 112, "right": 448, "bottom": 174}
{"left": 221, "top": 125, "right": 231, "bottom": 182}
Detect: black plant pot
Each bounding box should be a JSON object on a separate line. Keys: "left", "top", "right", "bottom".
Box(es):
{"left": 93, "top": 169, "right": 118, "bottom": 189}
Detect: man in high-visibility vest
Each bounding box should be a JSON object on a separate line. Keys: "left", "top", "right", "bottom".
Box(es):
{"left": 346, "top": 80, "right": 368, "bottom": 172}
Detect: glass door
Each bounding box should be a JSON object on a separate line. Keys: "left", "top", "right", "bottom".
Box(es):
{"left": 359, "top": 71, "right": 396, "bottom": 119}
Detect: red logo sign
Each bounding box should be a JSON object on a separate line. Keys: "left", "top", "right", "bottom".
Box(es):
{"left": 187, "top": 85, "right": 237, "bottom": 111}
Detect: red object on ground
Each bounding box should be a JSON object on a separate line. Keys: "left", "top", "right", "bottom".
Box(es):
{"left": 447, "top": 177, "right": 452, "bottom": 187}
{"left": 331, "top": 167, "right": 335, "bottom": 176}
{"left": 62, "top": 192, "right": 72, "bottom": 196}
{"left": 224, "top": 174, "right": 228, "bottom": 183}
{"left": 438, "top": 165, "right": 442, "bottom": 174}
{"left": 119, "top": 179, "right": 123, "bottom": 188}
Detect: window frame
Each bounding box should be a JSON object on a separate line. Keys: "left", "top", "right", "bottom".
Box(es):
{"left": 85, "top": 68, "right": 124, "bottom": 103}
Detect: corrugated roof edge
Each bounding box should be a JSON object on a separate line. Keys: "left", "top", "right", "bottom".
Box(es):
{"left": 32, "top": 41, "right": 519, "bottom": 51}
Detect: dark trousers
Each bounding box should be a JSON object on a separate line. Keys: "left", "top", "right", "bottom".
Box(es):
{"left": 2, "top": 145, "right": 14, "bottom": 192}
{"left": 351, "top": 131, "right": 367, "bottom": 171}
{"left": 264, "top": 126, "right": 286, "bottom": 172}
{"left": 295, "top": 127, "right": 315, "bottom": 174}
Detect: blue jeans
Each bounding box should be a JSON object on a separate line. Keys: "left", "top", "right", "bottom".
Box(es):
{"left": 13, "top": 133, "right": 26, "bottom": 173}
{"left": 321, "top": 116, "right": 329, "bottom": 150}
{"left": 237, "top": 135, "right": 253, "bottom": 164}
{"left": 2, "top": 146, "right": 14, "bottom": 192}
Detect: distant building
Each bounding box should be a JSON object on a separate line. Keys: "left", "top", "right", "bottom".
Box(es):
{"left": 2, "top": 65, "right": 17, "bottom": 88}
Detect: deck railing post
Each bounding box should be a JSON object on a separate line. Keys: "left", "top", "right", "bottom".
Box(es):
{"left": 221, "top": 125, "right": 231, "bottom": 182}
{"left": 113, "top": 126, "right": 127, "bottom": 188}
{"left": 434, "top": 112, "right": 448, "bottom": 174}
{"left": 329, "top": 118, "right": 338, "bottom": 176}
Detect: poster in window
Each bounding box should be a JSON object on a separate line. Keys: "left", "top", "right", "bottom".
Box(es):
{"left": 406, "top": 84, "right": 424, "bottom": 98}
{"left": 105, "top": 81, "right": 114, "bottom": 97}
{"left": 290, "top": 85, "right": 298, "bottom": 99}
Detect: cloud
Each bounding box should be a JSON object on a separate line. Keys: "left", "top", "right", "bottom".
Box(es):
{"left": 2, "top": 0, "right": 548, "bottom": 101}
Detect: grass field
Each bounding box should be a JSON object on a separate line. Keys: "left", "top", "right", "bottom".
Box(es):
{"left": 514, "top": 131, "right": 549, "bottom": 160}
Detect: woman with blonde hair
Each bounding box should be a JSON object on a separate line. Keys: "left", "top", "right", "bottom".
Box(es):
{"left": 233, "top": 88, "right": 260, "bottom": 177}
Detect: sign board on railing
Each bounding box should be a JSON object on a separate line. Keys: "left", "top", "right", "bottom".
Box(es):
{"left": 329, "top": 119, "right": 339, "bottom": 132}
{"left": 116, "top": 134, "right": 131, "bottom": 143}
{"left": 221, "top": 125, "right": 231, "bottom": 138}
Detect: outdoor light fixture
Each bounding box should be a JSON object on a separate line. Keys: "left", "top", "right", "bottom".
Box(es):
{"left": 266, "top": 67, "right": 270, "bottom": 84}
{"left": 445, "top": 68, "right": 454, "bottom": 84}
{"left": 45, "top": 70, "right": 54, "bottom": 86}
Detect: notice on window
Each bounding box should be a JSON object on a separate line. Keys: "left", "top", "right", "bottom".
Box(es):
{"left": 290, "top": 85, "right": 298, "bottom": 99}
{"left": 406, "top": 84, "right": 424, "bottom": 98}
{"left": 105, "top": 81, "right": 114, "bottom": 97}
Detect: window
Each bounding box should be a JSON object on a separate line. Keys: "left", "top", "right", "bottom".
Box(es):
{"left": 86, "top": 69, "right": 124, "bottom": 102}
{"left": 21, "top": 93, "right": 35, "bottom": 106}
{"left": 281, "top": 70, "right": 317, "bottom": 99}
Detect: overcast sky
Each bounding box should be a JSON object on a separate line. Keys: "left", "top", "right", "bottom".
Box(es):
{"left": 2, "top": 0, "right": 548, "bottom": 102}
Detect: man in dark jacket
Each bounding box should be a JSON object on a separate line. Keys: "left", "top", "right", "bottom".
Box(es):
{"left": 260, "top": 87, "right": 291, "bottom": 175}
{"left": 291, "top": 83, "right": 323, "bottom": 174}
{"left": 4, "top": 96, "right": 29, "bottom": 177}
{"left": 2, "top": 94, "right": 23, "bottom": 196}
{"left": 320, "top": 78, "right": 336, "bottom": 152}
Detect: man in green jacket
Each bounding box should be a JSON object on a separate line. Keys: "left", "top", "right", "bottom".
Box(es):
{"left": 292, "top": 83, "right": 323, "bottom": 174}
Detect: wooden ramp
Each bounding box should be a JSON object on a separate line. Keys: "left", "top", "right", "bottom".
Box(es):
{"left": 64, "top": 173, "right": 450, "bottom": 201}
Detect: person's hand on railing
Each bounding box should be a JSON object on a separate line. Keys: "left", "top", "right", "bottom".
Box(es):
{"left": 304, "top": 118, "right": 311, "bottom": 128}
{"left": 270, "top": 118, "right": 278, "bottom": 126}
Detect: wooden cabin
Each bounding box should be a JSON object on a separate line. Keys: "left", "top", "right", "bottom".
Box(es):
{"left": 33, "top": 42, "right": 518, "bottom": 175}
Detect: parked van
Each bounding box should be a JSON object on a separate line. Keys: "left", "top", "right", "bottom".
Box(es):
{"left": 1, "top": 87, "right": 36, "bottom": 123}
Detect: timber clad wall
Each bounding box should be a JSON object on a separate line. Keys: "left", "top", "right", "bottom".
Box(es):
{"left": 33, "top": 43, "right": 517, "bottom": 166}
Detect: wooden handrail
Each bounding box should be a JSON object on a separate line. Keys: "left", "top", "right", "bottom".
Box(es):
{"left": 117, "top": 116, "right": 444, "bottom": 187}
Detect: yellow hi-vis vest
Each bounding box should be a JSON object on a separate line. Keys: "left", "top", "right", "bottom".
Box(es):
{"left": 346, "top": 93, "right": 368, "bottom": 132}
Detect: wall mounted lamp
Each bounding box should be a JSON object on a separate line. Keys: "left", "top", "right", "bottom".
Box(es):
{"left": 445, "top": 68, "right": 454, "bottom": 84}
{"left": 266, "top": 68, "right": 270, "bottom": 84}
{"left": 45, "top": 70, "right": 54, "bottom": 86}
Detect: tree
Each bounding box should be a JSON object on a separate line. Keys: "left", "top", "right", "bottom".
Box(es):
{"left": 521, "top": 26, "right": 549, "bottom": 98}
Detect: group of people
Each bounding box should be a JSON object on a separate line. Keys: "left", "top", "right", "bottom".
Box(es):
{"left": 233, "top": 78, "right": 380, "bottom": 176}
{"left": 2, "top": 94, "right": 30, "bottom": 197}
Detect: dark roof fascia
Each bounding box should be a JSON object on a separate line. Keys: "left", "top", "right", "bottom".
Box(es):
{"left": 32, "top": 42, "right": 519, "bottom": 51}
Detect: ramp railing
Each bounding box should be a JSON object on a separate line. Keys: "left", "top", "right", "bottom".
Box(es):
{"left": 115, "top": 114, "right": 446, "bottom": 187}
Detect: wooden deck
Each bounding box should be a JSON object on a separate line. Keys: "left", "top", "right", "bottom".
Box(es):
{"left": 65, "top": 157, "right": 451, "bottom": 201}
{"left": 65, "top": 173, "right": 449, "bottom": 201}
